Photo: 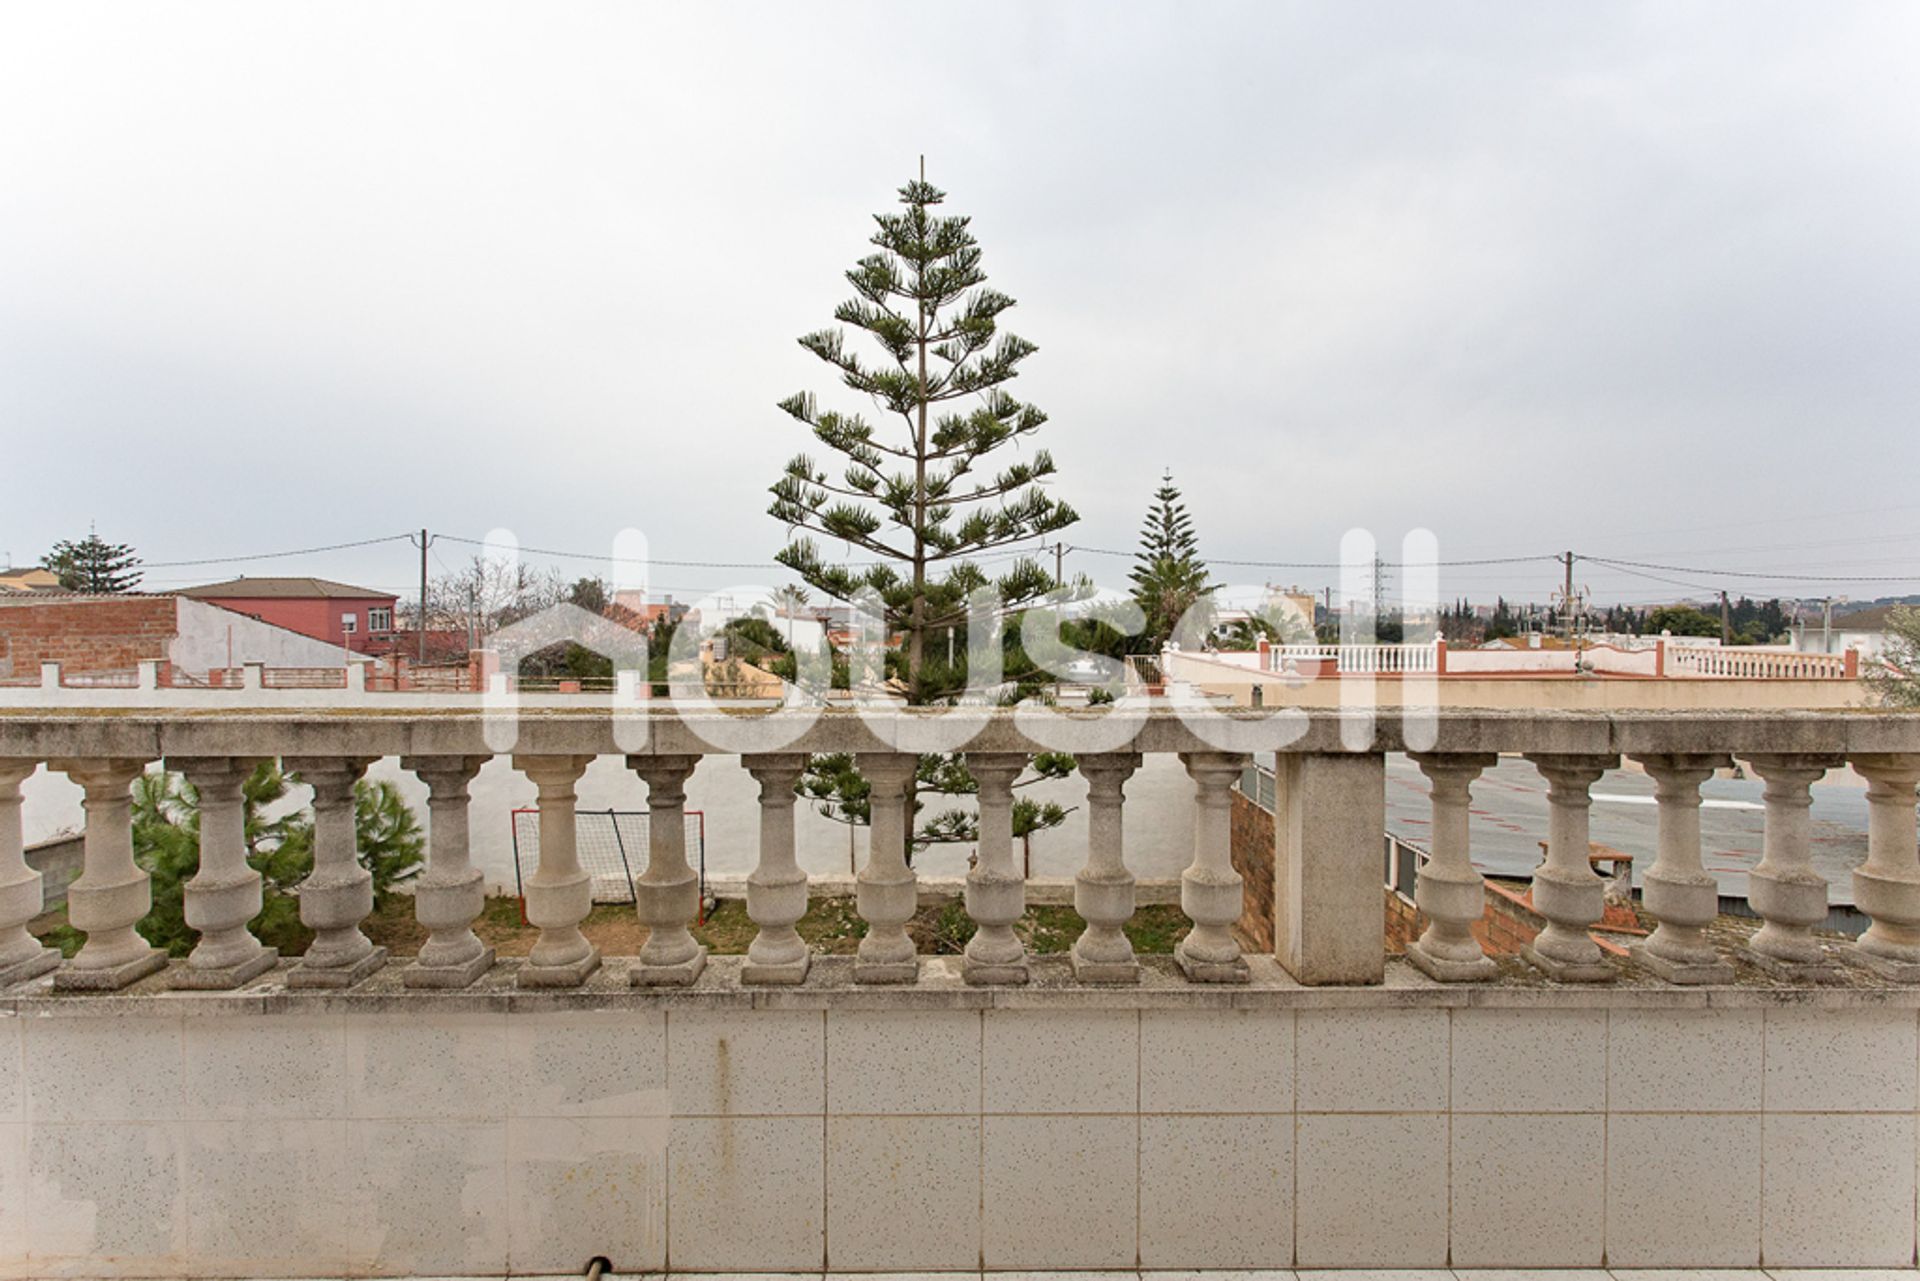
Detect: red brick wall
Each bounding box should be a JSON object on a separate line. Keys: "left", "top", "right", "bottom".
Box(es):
{"left": 1231, "top": 789, "right": 1276, "bottom": 954}
{"left": 0, "top": 597, "right": 177, "bottom": 678}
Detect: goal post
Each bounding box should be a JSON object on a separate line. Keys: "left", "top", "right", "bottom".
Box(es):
{"left": 510, "top": 807, "right": 708, "bottom": 919}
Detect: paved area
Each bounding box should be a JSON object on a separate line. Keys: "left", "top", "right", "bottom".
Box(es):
{"left": 240, "top": 1269, "right": 1920, "bottom": 1279}
{"left": 1386, "top": 754, "right": 1873, "bottom": 905}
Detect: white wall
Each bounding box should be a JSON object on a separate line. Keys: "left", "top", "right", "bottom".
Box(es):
{"left": 167, "top": 598, "right": 368, "bottom": 674}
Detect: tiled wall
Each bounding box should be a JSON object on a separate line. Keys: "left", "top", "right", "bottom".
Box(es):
{"left": 2, "top": 1002, "right": 1916, "bottom": 1275}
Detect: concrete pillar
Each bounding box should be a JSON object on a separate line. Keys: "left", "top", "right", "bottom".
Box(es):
{"left": 0, "top": 760, "right": 60, "bottom": 987}
{"left": 401, "top": 755, "right": 495, "bottom": 988}
{"left": 963, "top": 753, "right": 1029, "bottom": 985}
{"left": 1741, "top": 753, "right": 1844, "bottom": 980}
{"left": 1405, "top": 752, "right": 1499, "bottom": 981}
{"left": 169, "top": 757, "right": 277, "bottom": 989}
{"left": 52, "top": 759, "right": 165, "bottom": 989}
{"left": 741, "top": 753, "right": 809, "bottom": 985}
{"left": 854, "top": 752, "right": 919, "bottom": 984}
{"left": 284, "top": 756, "right": 385, "bottom": 988}
{"left": 1847, "top": 753, "right": 1920, "bottom": 980}
{"left": 1177, "top": 751, "right": 1252, "bottom": 982}
{"left": 1521, "top": 753, "right": 1619, "bottom": 982}
{"left": 1273, "top": 752, "right": 1386, "bottom": 985}
{"left": 1072, "top": 752, "right": 1142, "bottom": 983}
{"left": 1631, "top": 753, "right": 1734, "bottom": 984}
{"left": 512, "top": 754, "right": 599, "bottom": 987}
{"left": 628, "top": 754, "right": 706, "bottom": 986}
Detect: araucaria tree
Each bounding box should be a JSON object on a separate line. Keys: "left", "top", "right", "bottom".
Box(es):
{"left": 1130, "top": 471, "right": 1213, "bottom": 647}
{"left": 42, "top": 531, "right": 142, "bottom": 593}
{"left": 771, "top": 176, "right": 1077, "bottom": 703}
{"left": 770, "top": 176, "right": 1079, "bottom": 861}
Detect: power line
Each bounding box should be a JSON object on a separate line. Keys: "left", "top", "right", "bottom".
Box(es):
{"left": 139, "top": 533, "right": 416, "bottom": 570}
{"left": 1582, "top": 554, "right": 1920, "bottom": 585}
{"left": 1066, "top": 545, "right": 1559, "bottom": 569}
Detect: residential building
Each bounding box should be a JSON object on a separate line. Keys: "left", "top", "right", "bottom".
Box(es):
{"left": 0, "top": 592, "right": 364, "bottom": 681}
{"left": 0, "top": 565, "right": 62, "bottom": 594}
{"left": 179, "top": 575, "right": 399, "bottom": 649}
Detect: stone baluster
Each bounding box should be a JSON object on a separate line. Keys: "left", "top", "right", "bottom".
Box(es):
{"left": 627, "top": 754, "right": 706, "bottom": 986}
{"left": 0, "top": 760, "right": 60, "bottom": 987}
{"left": 1849, "top": 754, "right": 1920, "bottom": 980}
{"left": 284, "top": 756, "right": 386, "bottom": 988}
{"left": 169, "top": 757, "right": 278, "bottom": 989}
{"left": 1176, "top": 751, "right": 1251, "bottom": 982}
{"left": 963, "top": 753, "right": 1029, "bottom": 985}
{"left": 1630, "top": 753, "right": 1734, "bottom": 984}
{"left": 513, "top": 754, "right": 600, "bottom": 987}
{"left": 854, "top": 752, "right": 919, "bottom": 984}
{"left": 1520, "top": 753, "right": 1620, "bottom": 981}
{"left": 53, "top": 758, "right": 166, "bottom": 990}
{"left": 741, "top": 753, "right": 809, "bottom": 985}
{"left": 401, "top": 756, "right": 495, "bottom": 987}
{"left": 1072, "top": 752, "right": 1142, "bottom": 983}
{"left": 1405, "top": 752, "right": 1499, "bottom": 981}
{"left": 1740, "top": 753, "right": 1844, "bottom": 980}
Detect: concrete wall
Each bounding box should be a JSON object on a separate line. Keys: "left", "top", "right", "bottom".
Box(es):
{"left": 168, "top": 598, "right": 366, "bottom": 676}
{"left": 3, "top": 977, "right": 1914, "bottom": 1275}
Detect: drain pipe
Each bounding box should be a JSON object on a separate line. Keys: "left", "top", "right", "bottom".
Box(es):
{"left": 585, "top": 1257, "right": 613, "bottom": 1281}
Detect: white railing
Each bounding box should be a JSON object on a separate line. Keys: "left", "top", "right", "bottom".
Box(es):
{"left": 1667, "top": 644, "right": 1852, "bottom": 679}
{"left": 1263, "top": 641, "right": 1440, "bottom": 674}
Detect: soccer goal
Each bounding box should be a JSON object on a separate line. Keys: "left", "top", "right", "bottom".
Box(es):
{"left": 509, "top": 807, "right": 708, "bottom": 916}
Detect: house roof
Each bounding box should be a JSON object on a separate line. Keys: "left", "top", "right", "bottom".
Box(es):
{"left": 180, "top": 576, "right": 395, "bottom": 601}
{"left": 1828, "top": 602, "right": 1908, "bottom": 632}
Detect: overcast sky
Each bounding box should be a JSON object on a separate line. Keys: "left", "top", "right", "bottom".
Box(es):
{"left": 3, "top": 1, "right": 1917, "bottom": 610}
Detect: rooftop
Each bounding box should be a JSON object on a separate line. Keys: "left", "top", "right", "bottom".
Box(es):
{"left": 179, "top": 575, "right": 395, "bottom": 600}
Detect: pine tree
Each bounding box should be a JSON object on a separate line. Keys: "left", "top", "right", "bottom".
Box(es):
{"left": 1129, "top": 471, "right": 1213, "bottom": 647}
{"left": 770, "top": 173, "right": 1080, "bottom": 862}
{"left": 42, "top": 532, "right": 141, "bottom": 592}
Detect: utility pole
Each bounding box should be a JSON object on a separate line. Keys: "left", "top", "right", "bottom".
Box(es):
{"left": 1560, "top": 551, "right": 1575, "bottom": 641}
{"left": 1719, "top": 590, "right": 1731, "bottom": 646}
{"left": 1053, "top": 541, "right": 1065, "bottom": 586}
{"left": 417, "top": 528, "right": 429, "bottom": 662}
{"left": 1822, "top": 596, "right": 1835, "bottom": 654}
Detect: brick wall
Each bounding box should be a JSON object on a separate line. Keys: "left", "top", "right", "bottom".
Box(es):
{"left": 0, "top": 596, "right": 177, "bottom": 678}
{"left": 1230, "top": 788, "right": 1276, "bottom": 953}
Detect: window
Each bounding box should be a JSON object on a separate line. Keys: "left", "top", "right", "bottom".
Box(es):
{"left": 368, "top": 607, "right": 393, "bottom": 632}
{"left": 341, "top": 613, "right": 358, "bottom": 635}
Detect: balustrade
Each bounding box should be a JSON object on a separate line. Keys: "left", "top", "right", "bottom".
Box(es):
{"left": 1, "top": 709, "right": 1918, "bottom": 996}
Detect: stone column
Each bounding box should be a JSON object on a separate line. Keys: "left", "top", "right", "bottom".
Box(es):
{"left": 170, "top": 757, "right": 277, "bottom": 989}
{"left": 963, "top": 753, "right": 1029, "bottom": 985}
{"left": 1405, "top": 752, "right": 1499, "bottom": 981}
{"left": 0, "top": 760, "right": 60, "bottom": 987}
{"left": 854, "top": 752, "right": 919, "bottom": 984}
{"left": 1631, "top": 753, "right": 1734, "bottom": 984}
{"left": 627, "top": 754, "right": 706, "bottom": 986}
{"left": 1072, "top": 752, "right": 1142, "bottom": 983}
{"left": 513, "top": 754, "right": 600, "bottom": 987}
{"left": 401, "top": 755, "right": 495, "bottom": 987}
{"left": 284, "top": 756, "right": 385, "bottom": 988}
{"left": 1741, "top": 753, "right": 1844, "bottom": 980}
{"left": 53, "top": 758, "right": 165, "bottom": 990}
{"left": 741, "top": 753, "right": 809, "bottom": 985}
{"left": 1176, "top": 751, "right": 1251, "bottom": 982}
{"left": 1520, "top": 753, "right": 1620, "bottom": 982}
{"left": 1850, "top": 754, "right": 1920, "bottom": 980}
{"left": 1273, "top": 752, "right": 1388, "bottom": 985}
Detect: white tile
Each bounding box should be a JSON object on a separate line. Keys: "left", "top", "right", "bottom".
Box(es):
{"left": 0, "top": 1012, "right": 19, "bottom": 1123}
{"left": 667, "top": 1115, "right": 824, "bottom": 1271}
{"left": 347, "top": 1118, "right": 510, "bottom": 1277}
{"left": 825, "top": 1114, "right": 980, "bottom": 1269}
{"left": 1449, "top": 1112, "right": 1604, "bottom": 1267}
{"left": 1604, "top": 1113, "right": 1761, "bottom": 1267}
{"left": 1295, "top": 1269, "right": 1452, "bottom": 1279}
{"left": 1762, "top": 1112, "right": 1917, "bottom": 1266}
{"left": 183, "top": 1013, "right": 346, "bottom": 1121}
{"left": 1141, "top": 1008, "right": 1293, "bottom": 1114}
{"left": 0, "top": 1122, "right": 21, "bottom": 1263}
{"left": 1450, "top": 1007, "right": 1606, "bottom": 1113}
{"left": 181, "top": 1118, "right": 355, "bottom": 1277}
{"left": 21, "top": 1013, "right": 182, "bottom": 1122}
{"left": 1762, "top": 1270, "right": 1920, "bottom": 1280}
{"left": 508, "top": 1115, "right": 668, "bottom": 1275}
{"left": 982, "top": 1114, "right": 1137, "bottom": 1268}
{"left": 1143, "top": 1271, "right": 1297, "bottom": 1281}
{"left": 827, "top": 1010, "right": 980, "bottom": 1115}
{"left": 507, "top": 1009, "right": 667, "bottom": 1118}
{"left": 1450, "top": 1271, "right": 1610, "bottom": 1280}
{"left": 22, "top": 1120, "right": 187, "bottom": 1271}
{"left": 1606, "top": 1272, "right": 1771, "bottom": 1280}
{"left": 1294, "top": 1114, "right": 1448, "bottom": 1266}
{"left": 668, "top": 1009, "right": 824, "bottom": 1116}
{"left": 1764, "top": 1007, "right": 1918, "bottom": 1113}
{"left": 1140, "top": 1114, "right": 1292, "bottom": 1268}
{"left": 344, "top": 1011, "right": 508, "bottom": 1120}
{"left": 983, "top": 1009, "right": 1137, "bottom": 1114}
{"left": 1296, "top": 1009, "right": 1448, "bottom": 1113}
{"left": 1608, "top": 1008, "right": 1763, "bottom": 1112}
